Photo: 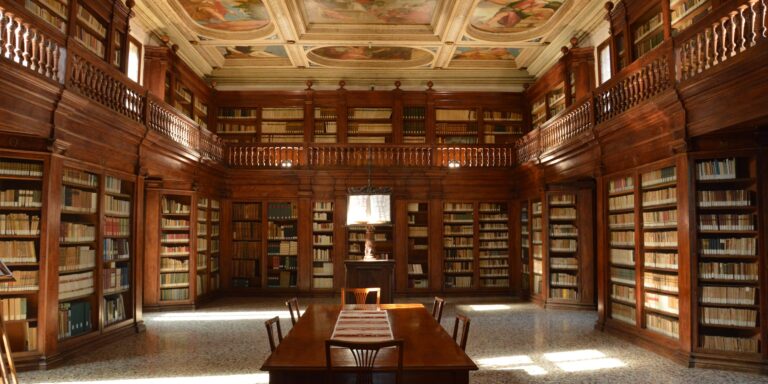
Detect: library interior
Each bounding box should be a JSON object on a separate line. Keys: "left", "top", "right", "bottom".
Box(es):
{"left": 0, "top": 0, "right": 767, "bottom": 383}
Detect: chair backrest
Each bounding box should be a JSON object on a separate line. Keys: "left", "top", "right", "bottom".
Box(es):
{"left": 340, "top": 287, "right": 381, "bottom": 305}
{"left": 452, "top": 314, "right": 470, "bottom": 351}
{"left": 325, "top": 339, "right": 403, "bottom": 384}
{"left": 432, "top": 297, "right": 445, "bottom": 323}
{"left": 265, "top": 316, "right": 283, "bottom": 352}
{"left": 286, "top": 297, "right": 301, "bottom": 325}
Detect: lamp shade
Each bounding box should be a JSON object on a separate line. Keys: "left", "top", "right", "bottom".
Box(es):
{"left": 347, "top": 193, "right": 391, "bottom": 225}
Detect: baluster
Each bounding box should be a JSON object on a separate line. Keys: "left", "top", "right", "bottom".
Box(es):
{"left": 748, "top": 0, "right": 758, "bottom": 46}
{"left": 3, "top": 12, "right": 13, "bottom": 60}
{"left": 682, "top": 38, "right": 691, "bottom": 79}
{"left": 712, "top": 22, "right": 720, "bottom": 65}
{"left": 721, "top": 16, "right": 730, "bottom": 62}
{"left": 20, "top": 22, "right": 29, "bottom": 67}
{"left": 730, "top": 11, "right": 739, "bottom": 57}
{"left": 738, "top": 5, "right": 748, "bottom": 52}
{"left": 0, "top": 8, "right": 5, "bottom": 59}
{"left": 762, "top": 0, "right": 767, "bottom": 38}
{"left": 27, "top": 28, "right": 37, "bottom": 72}
{"left": 12, "top": 15, "right": 21, "bottom": 63}
{"left": 694, "top": 33, "right": 702, "bottom": 74}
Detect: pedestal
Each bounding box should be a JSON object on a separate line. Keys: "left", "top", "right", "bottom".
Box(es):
{"left": 344, "top": 260, "right": 395, "bottom": 304}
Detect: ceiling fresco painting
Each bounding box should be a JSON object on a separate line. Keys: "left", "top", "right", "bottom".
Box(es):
{"left": 471, "top": 0, "right": 565, "bottom": 33}
{"left": 452, "top": 47, "right": 521, "bottom": 61}
{"left": 178, "top": 0, "right": 270, "bottom": 32}
{"left": 217, "top": 45, "right": 288, "bottom": 59}
{"left": 312, "top": 46, "right": 415, "bottom": 61}
{"left": 302, "top": 0, "right": 438, "bottom": 24}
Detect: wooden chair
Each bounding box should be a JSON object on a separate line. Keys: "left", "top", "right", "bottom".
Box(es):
{"left": 340, "top": 287, "right": 381, "bottom": 305}
{"left": 452, "top": 314, "right": 470, "bottom": 351}
{"left": 325, "top": 339, "right": 403, "bottom": 384}
{"left": 265, "top": 316, "right": 283, "bottom": 352}
{"left": 432, "top": 297, "right": 445, "bottom": 323}
{"left": 286, "top": 297, "right": 301, "bottom": 325}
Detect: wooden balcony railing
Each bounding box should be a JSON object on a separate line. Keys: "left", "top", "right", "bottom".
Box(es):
{"left": 0, "top": 6, "right": 62, "bottom": 83}
{"left": 227, "top": 144, "right": 516, "bottom": 169}
{"left": 676, "top": 0, "right": 767, "bottom": 81}
{"left": 539, "top": 100, "right": 593, "bottom": 154}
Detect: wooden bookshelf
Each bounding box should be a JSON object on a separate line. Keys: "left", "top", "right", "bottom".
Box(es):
{"left": 547, "top": 192, "right": 579, "bottom": 303}
{"left": 670, "top": 0, "right": 712, "bottom": 35}
{"left": 607, "top": 174, "right": 638, "bottom": 326}
{"left": 209, "top": 199, "right": 220, "bottom": 292}
{"left": 23, "top": 0, "right": 69, "bottom": 34}
{"left": 531, "top": 200, "right": 544, "bottom": 300}
{"left": 640, "top": 164, "right": 680, "bottom": 340}
{"left": 478, "top": 203, "right": 510, "bottom": 288}
{"left": 482, "top": 110, "right": 524, "bottom": 145}
{"left": 0, "top": 156, "right": 45, "bottom": 359}
{"left": 59, "top": 167, "right": 98, "bottom": 340}
{"left": 632, "top": 5, "right": 664, "bottom": 59}
{"left": 531, "top": 100, "right": 547, "bottom": 131}
{"left": 173, "top": 81, "right": 194, "bottom": 119}
{"left": 261, "top": 107, "right": 305, "bottom": 144}
{"left": 406, "top": 202, "right": 429, "bottom": 290}
{"left": 546, "top": 83, "right": 566, "bottom": 118}
{"left": 402, "top": 107, "right": 426, "bottom": 144}
{"left": 195, "top": 197, "right": 209, "bottom": 298}
{"left": 266, "top": 202, "right": 298, "bottom": 289}
{"left": 74, "top": 3, "right": 107, "bottom": 59}
{"left": 231, "top": 202, "right": 261, "bottom": 289}
{"left": 102, "top": 175, "right": 132, "bottom": 328}
{"left": 692, "top": 155, "right": 761, "bottom": 355}
{"left": 194, "top": 98, "right": 209, "bottom": 131}
{"left": 347, "top": 107, "right": 393, "bottom": 144}
{"left": 311, "top": 201, "right": 334, "bottom": 290}
{"left": 216, "top": 108, "right": 259, "bottom": 144}
{"left": 443, "top": 202, "right": 475, "bottom": 289}
{"left": 435, "top": 109, "right": 479, "bottom": 145}
{"left": 347, "top": 224, "right": 393, "bottom": 261}
{"left": 157, "top": 194, "right": 192, "bottom": 304}
{"left": 313, "top": 107, "right": 338, "bottom": 143}
{"left": 519, "top": 201, "right": 530, "bottom": 298}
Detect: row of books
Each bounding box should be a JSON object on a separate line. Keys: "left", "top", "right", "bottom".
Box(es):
{"left": 480, "top": 240, "right": 507, "bottom": 249}
{"left": 609, "top": 194, "right": 634, "bottom": 211}
{"left": 645, "top": 292, "right": 679, "bottom": 314}
{"left": 314, "top": 108, "right": 336, "bottom": 119}
{"left": 609, "top": 213, "right": 634, "bottom": 228}
{"left": 701, "top": 335, "right": 758, "bottom": 353}
{"left": 645, "top": 251, "right": 678, "bottom": 269}
{"left": 701, "top": 286, "right": 756, "bottom": 305}
{"left": 312, "top": 262, "right": 333, "bottom": 276}
{"left": 646, "top": 313, "right": 678, "bottom": 339}
{"left": 59, "top": 246, "right": 94, "bottom": 271}
{"left": 444, "top": 276, "right": 472, "bottom": 288}
{"left": 313, "top": 222, "right": 333, "bottom": 231}
{"left": 63, "top": 169, "right": 97, "bottom": 188}
{"left": 551, "top": 288, "right": 577, "bottom": 299}
{"left": 701, "top": 307, "right": 757, "bottom": 327}
{"left": 551, "top": 239, "right": 577, "bottom": 252}
{"left": 0, "top": 189, "right": 42, "bottom": 207}
{"left": 105, "top": 196, "right": 130, "bottom": 216}
{"left": 233, "top": 242, "right": 259, "bottom": 258}
{"left": 481, "top": 223, "right": 507, "bottom": 231}
{"left": 444, "top": 237, "right": 473, "bottom": 247}
{"left": 611, "top": 284, "right": 635, "bottom": 303}
{"left": 698, "top": 214, "right": 754, "bottom": 231}
{"left": 699, "top": 237, "right": 756, "bottom": 255}
{"left": 313, "top": 235, "right": 331, "bottom": 245}
{"left": 610, "top": 248, "right": 635, "bottom": 265}
{"left": 161, "top": 198, "right": 190, "bottom": 215}
{"left": 444, "top": 261, "right": 473, "bottom": 272}
{"left": 262, "top": 108, "right": 304, "bottom": 120}
{"left": 160, "top": 258, "right": 188, "bottom": 271}
{"left": 269, "top": 255, "right": 297, "bottom": 270}
{"left": 261, "top": 121, "right": 304, "bottom": 134}
{"left": 403, "top": 107, "right": 426, "bottom": 120}
{"left": 609, "top": 177, "right": 634, "bottom": 194}
{"left": 612, "top": 302, "right": 636, "bottom": 324}
{"left": 551, "top": 273, "right": 577, "bottom": 286}
{"left": 610, "top": 267, "right": 635, "bottom": 285}
{"left": 0, "top": 213, "right": 40, "bottom": 235}
{"left": 58, "top": 271, "right": 94, "bottom": 300}
{"left": 435, "top": 123, "right": 478, "bottom": 134}
{"left": 550, "top": 224, "right": 577, "bottom": 237}
{"left": 348, "top": 136, "right": 388, "bottom": 144}
{"left": 699, "top": 262, "right": 758, "bottom": 280}
{"left": 104, "top": 294, "right": 126, "bottom": 325}
{"left": 267, "top": 241, "right": 298, "bottom": 256}
{"left": 644, "top": 272, "right": 679, "bottom": 293}
{"left": 642, "top": 188, "right": 677, "bottom": 207}
{"left": 160, "top": 288, "right": 188, "bottom": 301}
{"left": 348, "top": 123, "right": 393, "bottom": 134}
{"left": 444, "top": 248, "right": 472, "bottom": 259}
{"left": 74, "top": 26, "right": 105, "bottom": 58}
{"left": 160, "top": 272, "right": 189, "bottom": 286}
{"left": 103, "top": 266, "right": 129, "bottom": 293}
{"left": 0, "top": 270, "right": 38, "bottom": 291}
{"left": 267, "top": 270, "right": 296, "bottom": 288}
{"left": 1, "top": 297, "right": 29, "bottom": 321}
{"left": 104, "top": 217, "right": 129, "bottom": 237}
{"left": 268, "top": 223, "right": 297, "bottom": 239}
{"left": 62, "top": 187, "right": 97, "bottom": 213}
{"left": 218, "top": 108, "right": 258, "bottom": 119}
{"left": 483, "top": 111, "right": 523, "bottom": 121}
{"left": 313, "top": 248, "right": 330, "bottom": 262}
{"left": 642, "top": 167, "right": 676, "bottom": 187}
{"left": 550, "top": 257, "right": 577, "bottom": 269}
{"left": 0, "top": 159, "right": 43, "bottom": 177}
{"left": 60, "top": 222, "right": 95, "bottom": 243}
{"left": 436, "top": 109, "right": 476, "bottom": 121}
{"left": 697, "top": 190, "right": 751, "bottom": 207}
{"left": 478, "top": 231, "right": 507, "bottom": 239}
{"left": 160, "top": 246, "right": 189, "bottom": 257}
{"left": 643, "top": 210, "right": 677, "bottom": 227}
{"left": 644, "top": 231, "right": 678, "bottom": 247}
{"left": 479, "top": 213, "right": 508, "bottom": 222}
{"left": 550, "top": 207, "right": 576, "bottom": 219}
{"left": 217, "top": 123, "right": 257, "bottom": 133}
{"left": 313, "top": 277, "right": 333, "bottom": 289}
{"left": 550, "top": 194, "right": 576, "bottom": 205}
{"left": 233, "top": 222, "right": 260, "bottom": 240}
{"left": 104, "top": 176, "right": 123, "bottom": 195}
{"left": 267, "top": 203, "right": 296, "bottom": 220}
{"left": 696, "top": 158, "right": 737, "bottom": 180}
{"left": 161, "top": 218, "right": 188, "bottom": 229}
{"left": 58, "top": 300, "right": 92, "bottom": 338}
{"left": 348, "top": 108, "right": 392, "bottom": 119}
{"left": 104, "top": 238, "right": 129, "bottom": 261}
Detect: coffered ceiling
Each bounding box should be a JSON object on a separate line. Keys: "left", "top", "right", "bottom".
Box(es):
{"left": 133, "top": 0, "right": 606, "bottom": 91}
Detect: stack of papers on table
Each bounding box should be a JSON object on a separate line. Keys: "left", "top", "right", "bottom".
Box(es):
{"left": 331, "top": 310, "right": 393, "bottom": 342}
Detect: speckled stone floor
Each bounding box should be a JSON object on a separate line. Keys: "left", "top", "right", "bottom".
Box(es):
{"left": 17, "top": 297, "right": 768, "bottom": 384}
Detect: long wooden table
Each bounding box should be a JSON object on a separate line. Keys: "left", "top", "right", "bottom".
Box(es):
{"left": 261, "top": 304, "right": 478, "bottom": 384}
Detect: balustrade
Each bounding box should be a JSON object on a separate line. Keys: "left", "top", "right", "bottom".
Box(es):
{"left": 677, "top": 0, "right": 767, "bottom": 81}
{"left": 0, "top": 6, "right": 61, "bottom": 83}
{"left": 539, "top": 100, "right": 592, "bottom": 154}
{"left": 228, "top": 145, "right": 304, "bottom": 168}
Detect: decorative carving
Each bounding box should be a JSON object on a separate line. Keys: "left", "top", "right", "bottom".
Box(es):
{"left": 338, "top": 80, "right": 346, "bottom": 90}
{"left": 47, "top": 138, "right": 70, "bottom": 154}
{"left": 305, "top": 80, "right": 313, "bottom": 90}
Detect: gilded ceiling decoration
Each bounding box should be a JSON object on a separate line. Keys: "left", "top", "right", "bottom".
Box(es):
{"left": 302, "top": 0, "right": 438, "bottom": 24}
{"left": 139, "top": 0, "right": 598, "bottom": 89}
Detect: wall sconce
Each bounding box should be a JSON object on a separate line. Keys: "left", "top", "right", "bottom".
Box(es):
{"left": 448, "top": 160, "right": 461, "bottom": 169}
{"left": 280, "top": 160, "right": 293, "bottom": 168}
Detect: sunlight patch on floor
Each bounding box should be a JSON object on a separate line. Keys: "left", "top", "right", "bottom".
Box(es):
{"left": 148, "top": 311, "right": 286, "bottom": 322}
{"left": 556, "top": 358, "right": 626, "bottom": 372}
{"left": 543, "top": 349, "right": 606, "bottom": 362}
{"left": 478, "top": 349, "right": 626, "bottom": 376}
{"left": 35, "top": 373, "right": 270, "bottom": 384}
{"left": 467, "top": 304, "right": 512, "bottom": 311}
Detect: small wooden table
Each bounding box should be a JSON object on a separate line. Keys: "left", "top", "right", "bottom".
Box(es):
{"left": 261, "top": 304, "right": 478, "bottom": 384}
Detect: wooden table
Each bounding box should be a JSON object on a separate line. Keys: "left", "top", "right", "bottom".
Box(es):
{"left": 261, "top": 304, "right": 478, "bottom": 384}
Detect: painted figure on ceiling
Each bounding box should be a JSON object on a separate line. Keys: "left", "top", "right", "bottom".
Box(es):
{"left": 472, "top": 0, "right": 563, "bottom": 32}
{"left": 304, "top": 0, "right": 435, "bottom": 24}
{"left": 179, "top": 0, "right": 269, "bottom": 31}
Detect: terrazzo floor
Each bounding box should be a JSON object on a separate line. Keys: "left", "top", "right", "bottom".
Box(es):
{"left": 16, "top": 296, "right": 768, "bottom": 384}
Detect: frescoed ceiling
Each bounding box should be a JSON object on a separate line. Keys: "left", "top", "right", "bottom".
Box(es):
{"left": 134, "top": 0, "right": 605, "bottom": 90}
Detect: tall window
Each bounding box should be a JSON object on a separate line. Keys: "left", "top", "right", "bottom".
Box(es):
{"left": 127, "top": 37, "right": 142, "bottom": 84}
{"left": 597, "top": 40, "right": 612, "bottom": 85}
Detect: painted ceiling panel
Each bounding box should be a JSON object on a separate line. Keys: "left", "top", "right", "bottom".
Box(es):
{"left": 302, "top": 0, "right": 438, "bottom": 24}
{"left": 177, "top": 0, "right": 270, "bottom": 31}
